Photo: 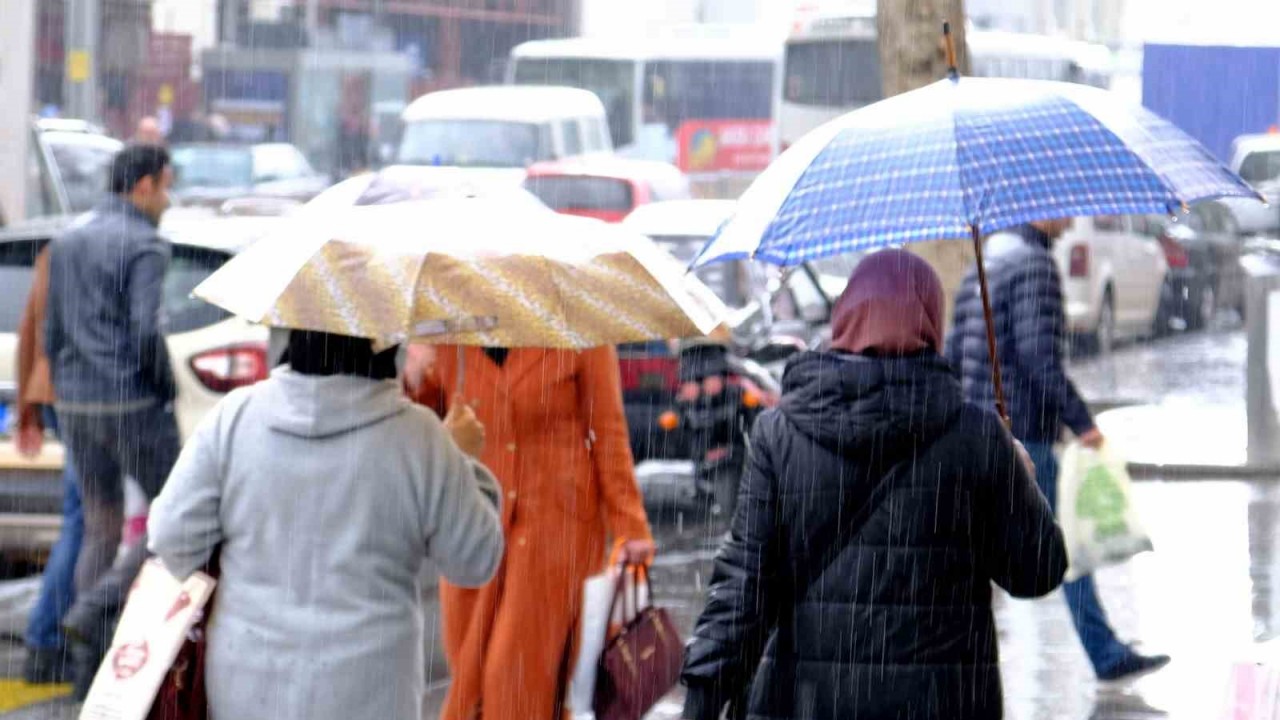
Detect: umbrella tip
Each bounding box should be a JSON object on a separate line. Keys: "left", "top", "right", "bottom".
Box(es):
{"left": 942, "top": 22, "right": 959, "bottom": 80}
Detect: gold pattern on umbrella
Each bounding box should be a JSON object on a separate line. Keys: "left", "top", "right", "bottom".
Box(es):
{"left": 193, "top": 198, "right": 727, "bottom": 351}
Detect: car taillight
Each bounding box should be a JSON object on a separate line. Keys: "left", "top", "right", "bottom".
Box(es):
{"left": 1158, "top": 234, "right": 1190, "bottom": 269}
{"left": 1069, "top": 245, "right": 1090, "bottom": 278}
{"left": 617, "top": 356, "right": 680, "bottom": 393}
{"left": 190, "top": 343, "right": 269, "bottom": 393}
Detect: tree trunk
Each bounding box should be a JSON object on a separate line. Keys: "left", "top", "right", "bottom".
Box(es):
{"left": 876, "top": 0, "right": 973, "bottom": 328}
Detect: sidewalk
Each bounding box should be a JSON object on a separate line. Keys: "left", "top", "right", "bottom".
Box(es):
{"left": 1072, "top": 329, "right": 1268, "bottom": 476}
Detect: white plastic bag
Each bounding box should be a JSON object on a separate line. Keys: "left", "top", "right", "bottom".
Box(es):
{"left": 567, "top": 564, "right": 651, "bottom": 719}
{"left": 1058, "top": 442, "right": 1153, "bottom": 582}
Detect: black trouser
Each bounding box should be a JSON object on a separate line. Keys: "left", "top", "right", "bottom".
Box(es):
{"left": 57, "top": 403, "right": 180, "bottom": 597}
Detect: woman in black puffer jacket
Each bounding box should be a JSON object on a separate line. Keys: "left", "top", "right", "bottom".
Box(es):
{"left": 681, "top": 250, "right": 1067, "bottom": 720}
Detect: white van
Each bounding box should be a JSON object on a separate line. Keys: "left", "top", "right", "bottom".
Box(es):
{"left": 396, "top": 86, "right": 612, "bottom": 183}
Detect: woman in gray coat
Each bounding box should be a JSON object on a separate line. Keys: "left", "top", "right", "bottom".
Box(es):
{"left": 148, "top": 330, "right": 504, "bottom": 720}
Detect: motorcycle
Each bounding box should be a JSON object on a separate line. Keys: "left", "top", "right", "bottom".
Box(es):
{"left": 670, "top": 342, "right": 787, "bottom": 519}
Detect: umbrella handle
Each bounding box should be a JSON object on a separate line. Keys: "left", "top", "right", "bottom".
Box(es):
{"left": 971, "top": 225, "right": 1011, "bottom": 427}
{"left": 455, "top": 345, "right": 466, "bottom": 396}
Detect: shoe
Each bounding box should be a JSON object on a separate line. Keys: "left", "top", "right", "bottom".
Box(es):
{"left": 23, "top": 647, "right": 71, "bottom": 684}
{"left": 1097, "top": 651, "right": 1171, "bottom": 682}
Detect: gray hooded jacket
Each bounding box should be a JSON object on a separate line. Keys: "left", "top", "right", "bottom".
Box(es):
{"left": 149, "top": 368, "right": 503, "bottom": 720}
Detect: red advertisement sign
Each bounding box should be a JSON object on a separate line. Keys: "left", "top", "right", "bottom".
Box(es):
{"left": 676, "top": 120, "right": 775, "bottom": 174}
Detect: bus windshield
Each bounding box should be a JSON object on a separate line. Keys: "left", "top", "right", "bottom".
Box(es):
{"left": 784, "top": 39, "right": 881, "bottom": 107}
{"left": 511, "top": 58, "right": 637, "bottom": 148}
{"left": 642, "top": 60, "right": 775, "bottom": 129}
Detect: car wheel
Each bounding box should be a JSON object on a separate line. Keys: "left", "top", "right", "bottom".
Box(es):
{"left": 1187, "top": 283, "right": 1216, "bottom": 331}
{"left": 1095, "top": 291, "right": 1116, "bottom": 354}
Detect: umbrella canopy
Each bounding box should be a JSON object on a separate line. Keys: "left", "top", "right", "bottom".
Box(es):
{"left": 695, "top": 76, "right": 1262, "bottom": 268}
{"left": 192, "top": 196, "right": 727, "bottom": 350}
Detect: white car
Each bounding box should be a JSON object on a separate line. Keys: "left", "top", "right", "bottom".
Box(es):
{"left": 1223, "top": 133, "right": 1280, "bottom": 236}
{"left": 0, "top": 209, "right": 278, "bottom": 552}
{"left": 396, "top": 85, "right": 613, "bottom": 184}
{"left": 1053, "top": 215, "right": 1169, "bottom": 353}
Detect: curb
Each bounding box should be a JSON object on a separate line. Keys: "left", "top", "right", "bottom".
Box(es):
{"left": 1128, "top": 463, "right": 1280, "bottom": 480}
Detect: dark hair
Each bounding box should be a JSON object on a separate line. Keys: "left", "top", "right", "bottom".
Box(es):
{"left": 285, "top": 330, "right": 398, "bottom": 380}
{"left": 109, "top": 144, "right": 171, "bottom": 195}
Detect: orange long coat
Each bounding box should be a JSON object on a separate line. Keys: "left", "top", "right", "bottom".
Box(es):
{"left": 405, "top": 345, "right": 653, "bottom": 720}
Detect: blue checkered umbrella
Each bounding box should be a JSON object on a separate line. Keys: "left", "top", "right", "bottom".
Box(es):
{"left": 694, "top": 70, "right": 1261, "bottom": 422}
{"left": 694, "top": 76, "right": 1261, "bottom": 269}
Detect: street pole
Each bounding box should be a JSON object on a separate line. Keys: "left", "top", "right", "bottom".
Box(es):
{"left": 64, "top": 0, "right": 100, "bottom": 122}
{"left": 0, "top": 0, "right": 36, "bottom": 225}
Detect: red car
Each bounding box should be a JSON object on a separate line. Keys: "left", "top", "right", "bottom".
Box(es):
{"left": 522, "top": 157, "right": 691, "bottom": 223}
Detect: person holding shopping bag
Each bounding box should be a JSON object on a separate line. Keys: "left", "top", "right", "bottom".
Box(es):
{"left": 681, "top": 250, "right": 1067, "bottom": 719}
{"left": 405, "top": 344, "right": 656, "bottom": 720}
{"left": 948, "top": 220, "right": 1171, "bottom": 681}
{"left": 148, "top": 330, "right": 504, "bottom": 720}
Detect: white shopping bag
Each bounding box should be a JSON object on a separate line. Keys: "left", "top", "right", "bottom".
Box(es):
{"left": 1058, "top": 442, "right": 1154, "bottom": 582}
{"left": 80, "top": 560, "right": 216, "bottom": 720}
{"left": 566, "top": 563, "right": 651, "bottom": 719}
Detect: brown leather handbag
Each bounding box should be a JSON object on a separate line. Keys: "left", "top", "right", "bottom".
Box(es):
{"left": 593, "top": 564, "right": 683, "bottom": 720}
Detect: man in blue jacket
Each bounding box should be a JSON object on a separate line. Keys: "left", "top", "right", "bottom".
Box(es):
{"left": 948, "top": 219, "right": 1170, "bottom": 682}
{"left": 45, "top": 145, "right": 181, "bottom": 692}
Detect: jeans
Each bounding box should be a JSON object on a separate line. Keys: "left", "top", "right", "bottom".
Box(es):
{"left": 1023, "top": 442, "right": 1130, "bottom": 674}
{"left": 24, "top": 407, "right": 84, "bottom": 651}
{"left": 58, "top": 404, "right": 180, "bottom": 595}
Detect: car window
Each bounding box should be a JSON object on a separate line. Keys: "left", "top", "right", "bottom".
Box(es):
{"left": 0, "top": 238, "right": 231, "bottom": 336}
{"left": 0, "top": 239, "right": 42, "bottom": 332}
{"left": 560, "top": 120, "right": 583, "bottom": 157}
{"left": 163, "top": 245, "right": 233, "bottom": 333}
{"left": 650, "top": 234, "right": 752, "bottom": 308}
{"left": 523, "top": 176, "right": 633, "bottom": 213}
{"left": 252, "top": 145, "right": 313, "bottom": 183}
{"left": 398, "top": 120, "right": 549, "bottom": 168}
{"left": 172, "top": 146, "right": 254, "bottom": 190}
{"left": 1238, "top": 150, "right": 1280, "bottom": 186}
{"left": 45, "top": 137, "right": 117, "bottom": 214}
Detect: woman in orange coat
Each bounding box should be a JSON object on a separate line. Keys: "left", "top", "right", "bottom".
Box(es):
{"left": 405, "top": 344, "right": 655, "bottom": 720}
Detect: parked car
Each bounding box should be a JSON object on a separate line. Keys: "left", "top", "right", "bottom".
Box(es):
{"left": 0, "top": 210, "right": 276, "bottom": 552}
{"left": 1053, "top": 214, "right": 1169, "bottom": 352}
{"left": 621, "top": 200, "right": 839, "bottom": 461}
{"left": 170, "top": 142, "right": 330, "bottom": 208}
{"left": 522, "top": 157, "right": 690, "bottom": 223}
{"left": 1135, "top": 201, "right": 1244, "bottom": 331}
{"left": 18, "top": 119, "right": 123, "bottom": 224}
{"left": 1223, "top": 133, "right": 1280, "bottom": 237}
{"left": 396, "top": 86, "right": 612, "bottom": 184}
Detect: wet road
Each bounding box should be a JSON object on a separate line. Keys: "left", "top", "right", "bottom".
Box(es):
{"left": 3, "top": 328, "right": 1276, "bottom": 718}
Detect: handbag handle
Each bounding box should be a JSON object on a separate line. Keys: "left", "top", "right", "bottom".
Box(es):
{"left": 607, "top": 561, "right": 654, "bottom": 625}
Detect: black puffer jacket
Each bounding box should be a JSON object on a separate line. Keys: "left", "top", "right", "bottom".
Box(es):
{"left": 946, "top": 224, "right": 1094, "bottom": 444}
{"left": 681, "top": 352, "right": 1066, "bottom": 720}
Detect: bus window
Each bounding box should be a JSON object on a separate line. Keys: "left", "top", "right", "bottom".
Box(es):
{"left": 784, "top": 40, "right": 881, "bottom": 107}
{"left": 512, "top": 58, "right": 636, "bottom": 148}
{"left": 642, "top": 60, "right": 775, "bottom": 132}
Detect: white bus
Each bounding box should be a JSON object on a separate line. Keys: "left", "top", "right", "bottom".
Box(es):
{"left": 780, "top": 5, "right": 1114, "bottom": 150}
{"left": 507, "top": 32, "right": 783, "bottom": 197}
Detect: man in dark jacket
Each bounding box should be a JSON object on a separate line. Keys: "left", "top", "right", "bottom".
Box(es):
{"left": 683, "top": 250, "right": 1067, "bottom": 720}
{"left": 947, "top": 220, "right": 1170, "bottom": 682}
{"left": 45, "top": 144, "right": 181, "bottom": 692}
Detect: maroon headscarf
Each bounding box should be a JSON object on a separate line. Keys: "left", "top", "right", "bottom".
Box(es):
{"left": 829, "top": 249, "right": 945, "bottom": 356}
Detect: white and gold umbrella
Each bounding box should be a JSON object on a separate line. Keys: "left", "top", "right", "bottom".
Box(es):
{"left": 193, "top": 197, "right": 728, "bottom": 351}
